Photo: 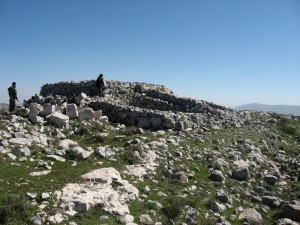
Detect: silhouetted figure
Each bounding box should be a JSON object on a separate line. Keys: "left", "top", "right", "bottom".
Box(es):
{"left": 95, "top": 74, "right": 105, "bottom": 97}
{"left": 8, "top": 82, "right": 18, "bottom": 112}
{"left": 68, "top": 92, "right": 79, "bottom": 105}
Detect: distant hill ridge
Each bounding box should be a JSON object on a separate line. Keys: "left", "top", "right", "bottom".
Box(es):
{"left": 0, "top": 103, "right": 8, "bottom": 109}
{"left": 234, "top": 103, "right": 300, "bottom": 116}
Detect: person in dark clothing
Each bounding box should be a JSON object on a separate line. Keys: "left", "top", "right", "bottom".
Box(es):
{"left": 95, "top": 74, "right": 105, "bottom": 97}
{"left": 67, "top": 92, "right": 79, "bottom": 106}
{"left": 8, "top": 82, "right": 18, "bottom": 112}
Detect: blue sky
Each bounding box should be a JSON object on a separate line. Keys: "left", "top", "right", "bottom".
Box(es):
{"left": 0, "top": 0, "right": 299, "bottom": 107}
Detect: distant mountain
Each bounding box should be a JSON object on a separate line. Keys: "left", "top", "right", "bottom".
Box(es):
{"left": 234, "top": 103, "right": 300, "bottom": 116}
{"left": 0, "top": 103, "right": 8, "bottom": 109}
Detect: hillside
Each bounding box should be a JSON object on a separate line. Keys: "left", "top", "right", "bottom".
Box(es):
{"left": 234, "top": 103, "right": 300, "bottom": 116}
{"left": 0, "top": 79, "right": 299, "bottom": 225}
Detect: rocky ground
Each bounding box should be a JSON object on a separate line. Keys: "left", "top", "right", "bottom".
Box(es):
{"left": 0, "top": 92, "right": 299, "bottom": 225}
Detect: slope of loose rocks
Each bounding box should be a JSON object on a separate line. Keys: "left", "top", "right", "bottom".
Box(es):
{"left": 0, "top": 81, "right": 299, "bottom": 225}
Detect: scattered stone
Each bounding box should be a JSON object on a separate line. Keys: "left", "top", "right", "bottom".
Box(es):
{"left": 282, "top": 202, "right": 300, "bottom": 222}
{"left": 69, "top": 146, "right": 93, "bottom": 159}
{"left": 262, "top": 196, "right": 282, "bottom": 208}
{"left": 28, "top": 115, "right": 44, "bottom": 124}
{"left": 79, "top": 108, "right": 95, "bottom": 120}
{"left": 209, "top": 169, "right": 225, "bottom": 182}
{"left": 27, "top": 192, "right": 37, "bottom": 199}
{"left": 96, "top": 146, "right": 106, "bottom": 158}
{"left": 217, "top": 192, "right": 233, "bottom": 204}
{"left": 119, "top": 214, "right": 135, "bottom": 224}
{"left": 139, "top": 214, "right": 154, "bottom": 225}
{"left": 19, "top": 146, "right": 31, "bottom": 156}
{"left": 30, "top": 170, "right": 52, "bottom": 176}
{"left": 239, "top": 208, "right": 264, "bottom": 225}
{"left": 99, "top": 215, "right": 109, "bottom": 220}
{"left": 210, "top": 201, "right": 226, "bottom": 213}
{"left": 49, "top": 112, "right": 69, "bottom": 127}
{"left": 59, "top": 139, "right": 78, "bottom": 149}
{"left": 7, "top": 152, "right": 17, "bottom": 160}
{"left": 232, "top": 167, "right": 249, "bottom": 181}
{"left": 277, "top": 218, "right": 299, "bottom": 225}
{"left": 48, "top": 212, "right": 66, "bottom": 224}
{"left": 265, "top": 175, "right": 278, "bottom": 185}
{"left": 66, "top": 104, "right": 79, "bottom": 119}
{"left": 31, "top": 215, "right": 42, "bottom": 225}
{"left": 42, "top": 192, "right": 50, "bottom": 200}
{"left": 100, "top": 115, "right": 109, "bottom": 123}
{"left": 46, "top": 154, "right": 66, "bottom": 162}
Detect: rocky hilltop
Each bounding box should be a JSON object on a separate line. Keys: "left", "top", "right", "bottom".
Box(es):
{"left": 39, "top": 79, "right": 247, "bottom": 131}
{"left": 0, "top": 79, "right": 299, "bottom": 225}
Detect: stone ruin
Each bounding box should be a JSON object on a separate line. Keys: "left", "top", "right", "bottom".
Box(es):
{"left": 21, "top": 78, "right": 249, "bottom": 131}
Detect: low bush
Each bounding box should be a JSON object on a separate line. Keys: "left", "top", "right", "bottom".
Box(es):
{"left": 0, "top": 195, "right": 34, "bottom": 225}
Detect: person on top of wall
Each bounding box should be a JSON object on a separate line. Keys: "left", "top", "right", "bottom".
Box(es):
{"left": 95, "top": 74, "right": 106, "bottom": 97}
{"left": 67, "top": 91, "right": 79, "bottom": 106}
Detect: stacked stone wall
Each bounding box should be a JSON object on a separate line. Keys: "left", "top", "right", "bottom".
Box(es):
{"left": 88, "top": 100, "right": 203, "bottom": 130}
{"left": 40, "top": 79, "right": 224, "bottom": 114}
{"left": 39, "top": 79, "right": 246, "bottom": 130}
{"left": 40, "top": 80, "right": 173, "bottom": 97}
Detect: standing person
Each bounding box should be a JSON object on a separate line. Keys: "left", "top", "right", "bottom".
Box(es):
{"left": 8, "top": 82, "right": 18, "bottom": 112}
{"left": 95, "top": 74, "right": 105, "bottom": 97}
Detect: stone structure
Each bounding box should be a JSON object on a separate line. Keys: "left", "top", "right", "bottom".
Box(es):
{"left": 40, "top": 80, "right": 173, "bottom": 97}
{"left": 39, "top": 79, "right": 248, "bottom": 130}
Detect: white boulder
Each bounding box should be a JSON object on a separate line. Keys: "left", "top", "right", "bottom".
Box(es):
{"left": 79, "top": 108, "right": 94, "bottom": 120}
{"left": 49, "top": 112, "right": 69, "bottom": 127}
{"left": 66, "top": 104, "right": 79, "bottom": 119}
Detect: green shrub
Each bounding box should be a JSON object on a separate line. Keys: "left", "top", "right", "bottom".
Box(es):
{"left": 277, "top": 118, "right": 297, "bottom": 135}
{"left": 0, "top": 195, "right": 34, "bottom": 225}
{"left": 161, "top": 195, "right": 198, "bottom": 220}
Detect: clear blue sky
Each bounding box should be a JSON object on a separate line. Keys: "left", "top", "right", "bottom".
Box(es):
{"left": 0, "top": 0, "right": 299, "bottom": 107}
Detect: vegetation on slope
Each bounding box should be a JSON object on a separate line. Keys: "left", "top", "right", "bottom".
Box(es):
{"left": 0, "top": 111, "right": 299, "bottom": 224}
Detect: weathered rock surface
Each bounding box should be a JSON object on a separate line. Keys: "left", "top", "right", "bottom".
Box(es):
{"left": 58, "top": 167, "right": 138, "bottom": 218}
{"left": 0, "top": 79, "right": 299, "bottom": 225}
{"left": 49, "top": 112, "right": 69, "bottom": 127}
{"left": 282, "top": 202, "right": 300, "bottom": 222}
{"left": 239, "top": 208, "right": 264, "bottom": 225}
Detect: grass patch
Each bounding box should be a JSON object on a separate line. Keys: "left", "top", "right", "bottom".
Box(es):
{"left": 72, "top": 204, "right": 122, "bottom": 225}
{"left": 0, "top": 195, "right": 35, "bottom": 225}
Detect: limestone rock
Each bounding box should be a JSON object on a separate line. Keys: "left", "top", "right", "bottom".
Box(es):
{"left": 209, "top": 169, "right": 225, "bottom": 182}
{"left": 262, "top": 196, "right": 282, "bottom": 208}
{"left": 66, "top": 104, "right": 79, "bottom": 119}
{"left": 232, "top": 167, "right": 249, "bottom": 181}
{"left": 139, "top": 214, "right": 154, "bottom": 225}
{"left": 48, "top": 212, "right": 66, "bottom": 224}
{"left": 19, "top": 146, "right": 31, "bottom": 156}
{"left": 100, "top": 115, "right": 109, "bottom": 123}
{"left": 282, "top": 202, "right": 300, "bottom": 222}
{"left": 46, "top": 154, "right": 66, "bottom": 162}
{"left": 265, "top": 175, "right": 277, "bottom": 185}
{"left": 30, "top": 170, "right": 52, "bottom": 176}
{"left": 59, "top": 139, "right": 78, "bottom": 149}
{"left": 210, "top": 201, "right": 226, "bottom": 213}
{"left": 79, "top": 108, "right": 94, "bottom": 120}
{"left": 59, "top": 167, "right": 138, "bottom": 217}
{"left": 7, "top": 152, "right": 17, "bottom": 160}
{"left": 31, "top": 215, "right": 42, "bottom": 225}
{"left": 96, "top": 146, "right": 106, "bottom": 158}
{"left": 239, "top": 208, "right": 264, "bottom": 225}
{"left": 49, "top": 112, "right": 69, "bottom": 127}
{"left": 119, "top": 214, "right": 135, "bottom": 224}
{"left": 28, "top": 115, "right": 44, "bottom": 124}
{"left": 40, "top": 105, "right": 55, "bottom": 117}
{"left": 69, "top": 146, "right": 93, "bottom": 159}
